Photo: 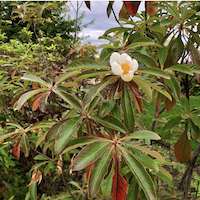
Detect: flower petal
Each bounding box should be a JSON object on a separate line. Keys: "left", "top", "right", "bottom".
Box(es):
{"left": 111, "top": 61, "right": 123, "bottom": 75}
{"left": 119, "top": 53, "right": 132, "bottom": 65}
{"left": 110, "top": 52, "right": 120, "bottom": 65}
{"left": 130, "top": 58, "right": 138, "bottom": 72}
{"left": 121, "top": 73, "right": 134, "bottom": 82}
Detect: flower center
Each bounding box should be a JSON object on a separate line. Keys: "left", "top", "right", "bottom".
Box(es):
{"left": 121, "top": 63, "right": 130, "bottom": 75}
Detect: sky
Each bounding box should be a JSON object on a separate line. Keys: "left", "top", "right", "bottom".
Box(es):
{"left": 68, "top": 1, "right": 145, "bottom": 47}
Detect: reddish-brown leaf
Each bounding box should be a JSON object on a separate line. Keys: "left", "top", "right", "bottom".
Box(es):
{"left": 111, "top": 151, "right": 127, "bottom": 200}
{"left": 86, "top": 162, "right": 94, "bottom": 180}
{"left": 145, "top": 1, "right": 158, "bottom": 16}
{"left": 39, "top": 92, "right": 49, "bottom": 113}
{"left": 194, "top": 73, "right": 200, "bottom": 83}
{"left": 174, "top": 131, "right": 191, "bottom": 163}
{"left": 85, "top": 1, "right": 91, "bottom": 10}
{"left": 66, "top": 48, "right": 77, "bottom": 57}
{"left": 132, "top": 94, "right": 142, "bottom": 113}
{"left": 32, "top": 92, "right": 48, "bottom": 111}
{"left": 127, "top": 80, "right": 141, "bottom": 98}
{"left": 13, "top": 141, "right": 20, "bottom": 159}
{"left": 124, "top": 1, "right": 141, "bottom": 17}
{"left": 11, "top": 71, "right": 16, "bottom": 79}
{"left": 32, "top": 82, "right": 38, "bottom": 89}
{"left": 156, "top": 95, "right": 160, "bottom": 118}
{"left": 119, "top": 3, "right": 129, "bottom": 19}
{"left": 164, "top": 96, "right": 176, "bottom": 112}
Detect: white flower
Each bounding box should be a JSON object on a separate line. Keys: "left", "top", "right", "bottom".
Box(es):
{"left": 110, "top": 52, "right": 138, "bottom": 82}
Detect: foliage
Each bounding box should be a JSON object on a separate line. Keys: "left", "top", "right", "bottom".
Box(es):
{"left": 0, "top": 1, "right": 200, "bottom": 200}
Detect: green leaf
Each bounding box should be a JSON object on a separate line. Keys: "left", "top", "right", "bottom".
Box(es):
{"left": 54, "top": 117, "right": 82, "bottom": 155}
{"left": 158, "top": 47, "right": 168, "bottom": 67}
{"left": 107, "top": 1, "right": 114, "bottom": 17}
{"left": 134, "top": 154, "right": 159, "bottom": 172}
{"left": 88, "top": 145, "right": 113, "bottom": 198}
{"left": 83, "top": 77, "right": 115, "bottom": 110}
{"left": 132, "top": 52, "right": 157, "bottom": 68}
{"left": 165, "top": 74, "right": 180, "bottom": 101}
{"left": 122, "top": 83, "right": 135, "bottom": 133}
{"left": 111, "top": 104, "right": 122, "bottom": 121}
{"left": 166, "top": 64, "right": 193, "bottom": 76}
{"left": 121, "top": 147, "right": 157, "bottom": 200}
{"left": 120, "top": 130, "right": 160, "bottom": 141}
{"left": 92, "top": 115, "right": 128, "bottom": 133}
{"left": 54, "top": 88, "right": 82, "bottom": 112}
{"left": 138, "top": 68, "right": 170, "bottom": 79}
{"left": 74, "top": 70, "right": 108, "bottom": 83}
{"left": 29, "top": 182, "right": 37, "bottom": 200}
{"left": 122, "top": 142, "right": 163, "bottom": 163}
{"left": 34, "top": 155, "right": 49, "bottom": 160}
{"left": 103, "top": 27, "right": 132, "bottom": 36}
{"left": 72, "top": 142, "right": 111, "bottom": 171}
{"left": 189, "top": 113, "right": 200, "bottom": 129}
{"left": 99, "top": 99, "right": 115, "bottom": 118}
{"left": 30, "top": 161, "right": 49, "bottom": 172}
{"left": 100, "top": 48, "right": 115, "bottom": 63}
{"left": 17, "top": 88, "right": 47, "bottom": 110}
{"left": 66, "top": 59, "right": 109, "bottom": 70}
{"left": 163, "top": 116, "right": 182, "bottom": 131}
{"left": 61, "top": 137, "right": 105, "bottom": 155}
{"left": 126, "top": 40, "right": 163, "bottom": 49}
{"left": 21, "top": 133, "right": 29, "bottom": 157}
{"left": 127, "top": 177, "right": 139, "bottom": 200}
{"left": 171, "top": 34, "right": 184, "bottom": 63}
{"left": 133, "top": 76, "right": 172, "bottom": 101}
{"left": 22, "top": 75, "right": 49, "bottom": 87}
{"left": 55, "top": 71, "right": 81, "bottom": 86}
{"left": 183, "top": 9, "right": 196, "bottom": 20}
{"left": 88, "top": 97, "right": 100, "bottom": 114}
{"left": 0, "top": 131, "right": 23, "bottom": 142}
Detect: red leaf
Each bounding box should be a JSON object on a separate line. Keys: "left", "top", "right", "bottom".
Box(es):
{"left": 145, "top": 1, "right": 158, "bottom": 16}
{"left": 13, "top": 141, "right": 20, "bottom": 159}
{"left": 111, "top": 151, "right": 127, "bottom": 200}
{"left": 86, "top": 162, "right": 94, "bottom": 180}
{"left": 127, "top": 80, "right": 141, "bottom": 98}
{"left": 32, "top": 82, "right": 38, "bottom": 89}
{"left": 174, "top": 131, "right": 191, "bottom": 163}
{"left": 124, "top": 1, "right": 141, "bottom": 17}
{"left": 66, "top": 48, "right": 77, "bottom": 57}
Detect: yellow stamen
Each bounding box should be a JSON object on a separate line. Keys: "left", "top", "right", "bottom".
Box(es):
{"left": 121, "top": 63, "right": 130, "bottom": 75}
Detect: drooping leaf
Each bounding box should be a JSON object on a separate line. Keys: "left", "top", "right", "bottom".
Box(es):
{"left": 107, "top": 1, "right": 114, "bottom": 18}
{"left": 66, "top": 59, "right": 108, "bottom": 70}
{"left": 85, "top": 1, "right": 91, "bottom": 10}
{"left": 39, "top": 92, "right": 49, "bottom": 113}
{"left": 127, "top": 177, "right": 139, "bottom": 200}
{"left": 92, "top": 115, "right": 128, "bottom": 133}
{"left": 54, "top": 117, "right": 83, "bottom": 155}
{"left": 21, "top": 133, "right": 29, "bottom": 157}
{"left": 121, "top": 83, "right": 135, "bottom": 133}
{"left": 166, "top": 64, "right": 193, "bottom": 76}
{"left": 119, "top": 3, "right": 129, "bottom": 19}
{"left": 88, "top": 145, "right": 113, "bottom": 198}
{"left": 171, "top": 34, "right": 184, "bottom": 64}
{"left": 72, "top": 141, "right": 111, "bottom": 171}
{"left": 13, "top": 140, "right": 20, "bottom": 159}
{"left": 124, "top": 1, "right": 141, "bottom": 17}
{"left": 174, "top": 131, "right": 191, "bottom": 163}
{"left": 111, "top": 150, "right": 127, "bottom": 200}
{"left": 145, "top": 1, "right": 158, "bottom": 16}
{"left": 121, "top": 147, "right": 157, "bottom": 200}
{"left": 164, "top": 96, "right": 176, "bottom": 112}
{"left": 120, "top": 130, "right": 161, "bottom": 141}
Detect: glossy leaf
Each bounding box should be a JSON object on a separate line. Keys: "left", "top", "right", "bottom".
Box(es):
{"left": 121, "top": 147, "right": 157, "bottom": 200}
{"left": 88, "top": 145, "right": 113, "bottom": 198}
{"left": 54, "top": 117, "right": 82, "bottom": 155}
{"left": 174, "top": 131, "right": 191, "bottom": 163}
{"left": 92, "top": 115, "right": 128, "bottom": 133}
{"left": 138, "top": 67, "right": 170, "bottom": 79}
{"left": 66, "top": 59, "right": 108, "bottom": 70}
{"left": 122, "top": 83, "right": 135, "bottom": 133}
{"left": 72, "top": 141, "right": 111, "bottom": 171}
{"left": 120, "top": 130, "right": 160, "bottom": 141}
